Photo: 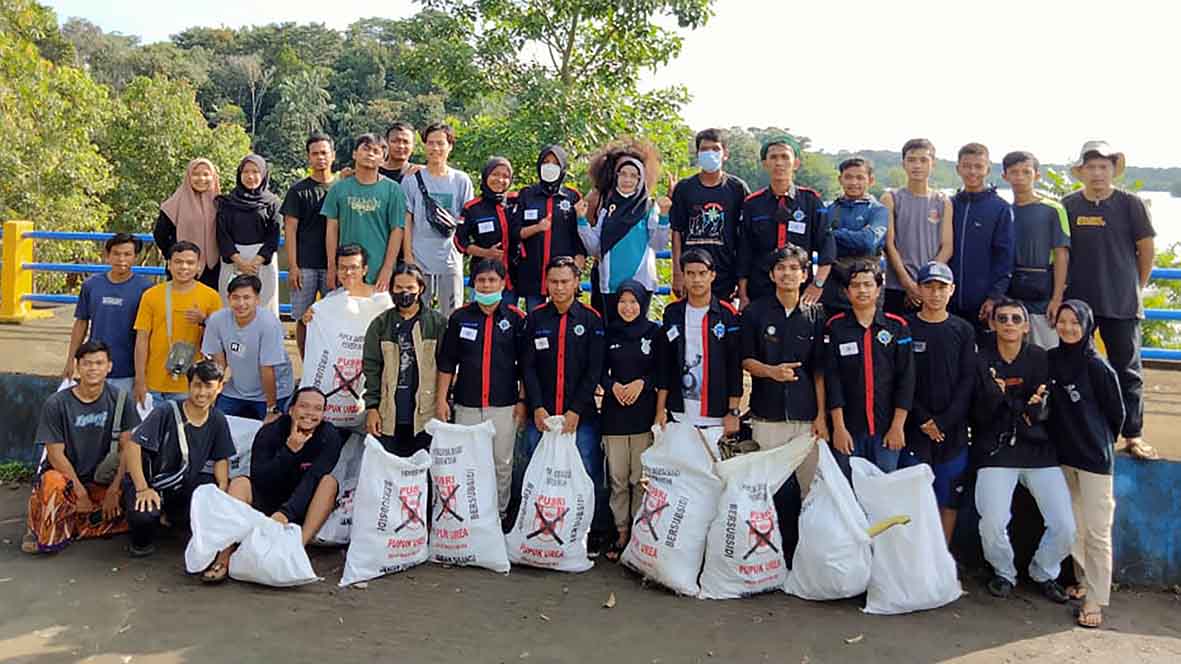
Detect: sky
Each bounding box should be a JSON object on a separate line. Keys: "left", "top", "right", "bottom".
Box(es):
{"left": 44, "top": 0, "right": 1180, "bottom": 168}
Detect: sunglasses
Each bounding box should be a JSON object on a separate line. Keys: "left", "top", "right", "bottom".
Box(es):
{"left": 994, "top": 313, "right": 1025, "bottom": 324}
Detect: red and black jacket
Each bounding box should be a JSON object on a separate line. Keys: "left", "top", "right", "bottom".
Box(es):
{"left": 824, "top": 309, "right": 914, "bottom": 438}
{"left": 522, "top": 300, "right": 604, "bottom": 417}
{"left": 656, "top": 297, "right": 743, "bottom": 419}
{"left": 436, "top": 300, "right": 527, "bottom": 409}
{"left": 455, "top": 193, "right": 519, "bottom": 290}
{"left": 510, "top": 184, "right": 586, "bottom": 297}
{"left": 741, "top": 296, "right": 827, "bottom": 422}
{"left": 737, "top": 184, "right": 835, "bottom": 300}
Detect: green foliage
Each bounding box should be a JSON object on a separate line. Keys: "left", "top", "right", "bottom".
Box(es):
{"left": 1143, "top": 241, "right": 1181, "bottom": 350}
{"left": 0, "top": 460, "right": 34, "bottom": 482}
{"left": 719, "top": 127, "right": 840, "bottom": 200}
{"left": 0, "top": 0, "right": 73, "bottom": 64}
{"left": 259, "top": 68, "right": 334, "bottom": 190}
{"left": 98, "top": 75, "right": 251, "bottom": 234}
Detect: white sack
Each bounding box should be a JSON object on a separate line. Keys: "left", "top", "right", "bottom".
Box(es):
{"left": 314, "top": 431, "right": 365, "bottom": 545}
{"left": 300, "top": 291, "right": 393, "bottom": 429}
{"left": 185, "top": 484, "right": 268, "bottom": 573}
{"left": 229, "top": 518, "right": 319, "bottom": 587}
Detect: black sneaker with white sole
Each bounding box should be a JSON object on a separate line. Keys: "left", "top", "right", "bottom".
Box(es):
{"left": 987, "top": 575, "right": 1014, "bottom": 598}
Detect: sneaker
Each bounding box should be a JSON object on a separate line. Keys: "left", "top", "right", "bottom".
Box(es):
{"left": 128, "top": 542, "right": 156, "bottom": 558}
{"left": 1039, "top": 579, "right": 1069, "bottom": 604}
{"left": 987, "top": 575, "right": 1014, "bottom": 598}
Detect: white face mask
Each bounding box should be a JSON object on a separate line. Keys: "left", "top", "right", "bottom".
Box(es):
{"left": 539, "top": 163, "right": 562, "bottom": 183}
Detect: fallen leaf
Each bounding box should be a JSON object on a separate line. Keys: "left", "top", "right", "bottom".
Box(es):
{"left": 539, "top": 614, "right": 550, "bottom": 622}
{"left": 117, "top": 625, "right": 131, "bottom": 634}
{"left": 845, "top": 634, "right": 864, "bottom": 644}
{"left": 338, "top": 617, "right": 344, "bottom": 624}
{"left": 519, "top": 652, "right": 530, "bottom": 659}
{"left": 603, "top": 592, "right": 617, "bottom": 609}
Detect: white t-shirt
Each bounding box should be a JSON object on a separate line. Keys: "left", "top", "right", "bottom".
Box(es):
{"left": 677, "top": 304, "right": 722, "bottom": 427}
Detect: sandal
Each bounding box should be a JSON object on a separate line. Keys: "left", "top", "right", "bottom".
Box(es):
{"left": 201, "top": 561, "right": 229, "bottom": 584}
{"left": 1076, "top": 607, "right": 1103, "bottom": 629}
{"left": 1066, "top": 585, "right": 1087, "bottom": 601}
{"left": 1125, "top": 438, "right": 1160, "bottom": 461}
{"left": 605, "top": 536, "right": 628, "bottom": 562}
{"left": 21, "top": 530, "right": 39, "bottom": 555}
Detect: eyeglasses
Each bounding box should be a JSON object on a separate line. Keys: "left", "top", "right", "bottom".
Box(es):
{"left": 995, "top": 313, "right": 1025, "bottom": 324}
{"left": 338, "top": 264, "right": 364, "bottom": 273}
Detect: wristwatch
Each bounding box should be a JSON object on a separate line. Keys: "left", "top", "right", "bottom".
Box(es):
{"left": 267, "top": 404, "right": 281, "bottom": 416}
{"left": 813, "top": 276, "right": 826, "bottom": 288}
{"left": 728, "top": 408, "right": 741, "bottom": 418}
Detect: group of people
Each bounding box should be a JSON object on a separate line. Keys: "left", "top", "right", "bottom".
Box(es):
{"left": 25, "top": 123, "right": 1158, "bottom": 630}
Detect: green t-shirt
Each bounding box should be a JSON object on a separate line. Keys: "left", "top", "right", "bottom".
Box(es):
{"left": 321, "top": 176, "right": 407, "bottom": 283}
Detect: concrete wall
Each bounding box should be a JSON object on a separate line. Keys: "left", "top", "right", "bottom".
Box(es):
{"left": 0, "top": 373, "right": 57, "bottom": 465}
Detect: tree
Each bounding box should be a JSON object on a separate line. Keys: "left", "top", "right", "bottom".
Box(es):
{"left": 0, "top": 0, "right": 74, "bottom": 64}
{"left": 218, "top": 54, "right": 275, "bottom": 138}
{"left": 718, "top": 127, "right": 840, "bottom": 200}
{"left": 258, "top": 68, "right": 334, "bottom": 189}
{"left": 99, "top": 75, "right": 251, "bottom": 233}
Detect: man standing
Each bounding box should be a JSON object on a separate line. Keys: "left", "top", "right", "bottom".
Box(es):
{"left": 670, "top": 128, "right": 750, "bottom": 301}
{"left": 825, "top": 260, "right": 914, "bottom": 477}
{"left": 362, "top": 263, "right": 448, "bottom": 456}
{"left": 401, "top": 122, "right": 474, "bottom": 318}
{"left": 24, "top": 341, "right": 140, "bottom": 554}
{"left": 379, "top": 122, "right": 419, "bottom": 184}
{"left": 949, "top": 143, "right": 1015, "bottom": 337}
{"left": 201, "top": 275, "right": 294, "bottom": 422}
{"left": 323, "top": 133, "right": 406, "bottom": 291}
{"left": 737, "top": 135, "right": 834, "bottom": 308}
{"left": 282, "top": 133, "right": 336, "bottom": 357}
{"left": 63, "top": 233, "right": 152, "bottom": 392}
{"left": 133, "top": 241, "right": 222, "bottom": 407}
{"left": 435, "top": 259, "right": 528, "bottom": 520}
{"left": 122, "top": 360, "right": 235, "bottom": 562}
{"left": 521, "top": 256, "right": 605, "bottom": 481}
{"left": 655, "top": 249, "right": 742, "bottom": 436}
{"left": 1062, "top": 141, "right": 1157, "bottom": 460}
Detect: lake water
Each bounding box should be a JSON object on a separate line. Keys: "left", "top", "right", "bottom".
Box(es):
{"left": 994, "top": 189, "right": 1181, "bottom": 251}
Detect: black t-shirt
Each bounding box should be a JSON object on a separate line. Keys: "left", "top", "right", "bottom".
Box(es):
{"left": 670, "top": 173, "right": 749, "bottom": 289}
{"left": 132, "top": 404, "right": 235, "bottom": 491}
{"left": 279, "top": 177, "right": 333, "bottom": 269}
{"left": 377, "top": 166, "right": 406, "bottom": 184}
{"left": 395, "top": 318, "right": 419, "bottom": 424}
{"left": 1062, "top": 189, "right": 1154, "bottom": 319}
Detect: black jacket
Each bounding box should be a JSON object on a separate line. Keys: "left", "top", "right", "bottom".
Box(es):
{"left": 824, "top": 309, "right": 914, "bottom": 438}
{"left": 741, "top": 296, "right": 826, "bottom": 422}
{"left": 522, "top": 300, "right": 604, "bottom": 418}
{"left": 511, "top": 184, "right": 586, "bottom": 297}
{"left": 656, "top": 297, "right": 743, "bottom": 419}
{"left": 905, "top": 313, "right": 976, "bottom": 465}
{"left": 971, "top": 340, "right": 1054, "bottom": 469}
{"left": 456, "top": 193, "right": 519, "bottom": 290}
{"left": 601, "top": 320, "right": 661, "bottom": 436}
{"left": 436, "top": 301, "right": 527, "bottom": 409}
{"left": 738, "top": 185, "right": 834, "bottom": 300}
{"left": 248, "top": 415, "right": 342, "bottom": 523}
{"left": 1047, "top": 351, "right": 1124, "bottom": 475}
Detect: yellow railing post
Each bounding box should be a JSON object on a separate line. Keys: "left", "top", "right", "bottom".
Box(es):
{"left": 0, "top": 220, "right": 51, "bottom": 324}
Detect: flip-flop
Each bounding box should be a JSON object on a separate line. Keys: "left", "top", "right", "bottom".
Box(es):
{"left": 1076, "top": 608, "right": 1103, "bottom": 629}
{"left": 21, "top": 530, "right": 39, "bottom": 555}
{"left": 201, "top": 561, "right": 229, "bottom": 584}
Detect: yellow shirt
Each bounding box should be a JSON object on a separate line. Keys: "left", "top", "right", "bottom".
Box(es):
{"left": 133, "top": 282, "right": 222, "bottom": 393}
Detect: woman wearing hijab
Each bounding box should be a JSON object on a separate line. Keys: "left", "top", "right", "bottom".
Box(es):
{"left": 600, "top": 279, "right": 660, "bottom": 560}
{"left": 511, "top": 145, "right": 587, "bottom": 310}
{"left": 455, "top": 157, "right": 518, "bottom": 303}
{"left": 155, "top": 158, "right": 221, "bottom": 288}
{"left": 578, "top": 145, "right": 671, "bottom": 326}
{"left": 1047, "top": 300, "right": 1124, "bottom": 629}
{"left": 215, "top": 154, "right": 283, "bottom": 314}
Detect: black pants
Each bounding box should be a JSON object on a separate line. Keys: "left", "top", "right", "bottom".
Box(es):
{"left": 1095, "top": 316, "right": 1143, "bottom": 438}
{"left": 121, "top": 475, "right": 213, "bottom": 550}
{"left": 378, "top": 422, "right": 432, "bottom": 457}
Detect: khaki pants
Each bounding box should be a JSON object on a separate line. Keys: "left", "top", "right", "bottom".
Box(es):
{"left": 455, "top": 405, "right": 518, "bottom": 519}
{"left": 751, "top": 419, "right": 818, "bottom": 499}
{"left": 1062, "top": 465, "right": 1115, "bottom": 607}
{"left": 604, "top": 432, "right": 653, "bottom": 530}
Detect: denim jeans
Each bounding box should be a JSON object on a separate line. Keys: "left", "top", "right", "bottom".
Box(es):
{"left": 215, "top": 393, "right": 289, "bottom": 420}
{"left": 833, "top": 433, "right": 901, "bottom": 481}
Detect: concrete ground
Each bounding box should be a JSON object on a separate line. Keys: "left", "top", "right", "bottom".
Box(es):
{"left": 0, "top": 489, "right": 1178, "bottom": 664}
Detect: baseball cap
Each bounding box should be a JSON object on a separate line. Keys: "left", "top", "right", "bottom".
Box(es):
{"left": 917, "top": 261, "right": 954, "bottom": 285}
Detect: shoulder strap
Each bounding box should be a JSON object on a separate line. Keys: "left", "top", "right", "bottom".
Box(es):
{"left": 110, "top": 388, "right": 127, "bottom": 454}
{"left": 164, "top": 282, "right": 173, "bottom": 343}
{"left": 414, "top": 170, "right": 431, "bottom": 200}
{"left": 168, "top": 400, "right": 189, "bottom": 463}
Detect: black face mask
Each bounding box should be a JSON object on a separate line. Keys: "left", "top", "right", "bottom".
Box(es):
{"left": 393, "top": 291, "right": 418, "bottom": 309}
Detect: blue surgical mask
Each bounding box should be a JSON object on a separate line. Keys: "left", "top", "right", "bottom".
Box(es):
{"left": 697, "top": 150, "right": 723, "bottom": 173}
{"left": 474, "top": 289, "right": 503, "bottom": 306}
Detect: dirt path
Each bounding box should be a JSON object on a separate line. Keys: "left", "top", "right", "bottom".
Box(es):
{"left": 0, "top": 489, "right": 1178, "bottom": 664}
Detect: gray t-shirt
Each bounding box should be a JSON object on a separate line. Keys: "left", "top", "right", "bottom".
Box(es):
{"left": 202, "top": 307, "right": 294, "bottom": 401}
{"left": 887, "top": 188, "right": 948, "bottom": 290}
{"left": 35, "top": 385, "right": 141, "bottom": 483}
{"left": 401, "top": 168, "right": 474, "bottom": 274}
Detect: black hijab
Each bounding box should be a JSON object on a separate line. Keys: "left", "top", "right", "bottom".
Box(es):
{"left": 481, "top": 156, "right": 513, "bottom": 205}
{"left": 219, "top": 154, "right": 279, "bottom": 213}
{"left": 1050, "top": 299, "right": 1097, "bottom": 383}
{"left": 537, "top": 145, "right": 569, "bottom": 196}
{"left": 610, "top": 279, "right": 653, "bottom": 339}
{"left": 599, "top": 156, "right": 653, "bottom": 255}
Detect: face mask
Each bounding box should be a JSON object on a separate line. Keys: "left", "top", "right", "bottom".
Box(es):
{"left": 697, "top": 150, "right": 723, "bottom": 173}
{"left": 393, "top": 291, "right": 418, "bottom": 309}
{"left": 474, "top": 289, "right": 503, "bottom": 306}
{"left": 539, "top": 163, "right": 562, "bottom": 183}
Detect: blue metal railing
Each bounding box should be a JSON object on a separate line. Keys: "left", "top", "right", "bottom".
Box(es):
{"left": 7, "top": 230, "right": 1179, "bottom": 360}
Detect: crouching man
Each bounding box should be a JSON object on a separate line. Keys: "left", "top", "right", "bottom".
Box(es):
{"left": 204, "top": 387, "right": 343, "bottom": 581}
{"left": 122, "top": 360, "right": 235, "bottom": 567}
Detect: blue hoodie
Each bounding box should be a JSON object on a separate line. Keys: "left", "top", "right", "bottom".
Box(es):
{"left": 825, "top": 195, "right": 888, "bottom": 258}
{"left": 950, "top": 186, "right": 1014, "bottom": 317}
